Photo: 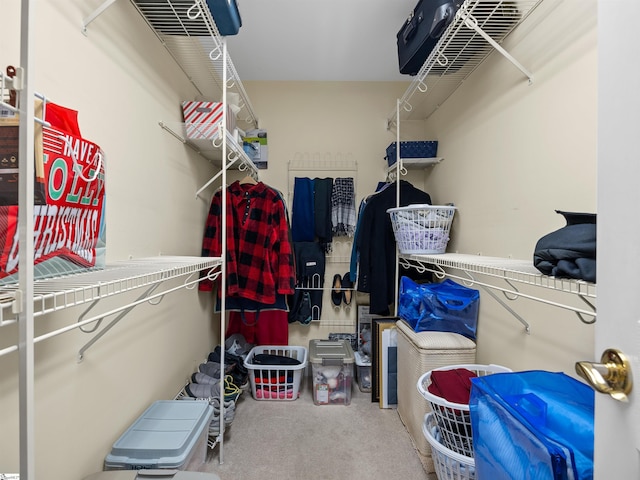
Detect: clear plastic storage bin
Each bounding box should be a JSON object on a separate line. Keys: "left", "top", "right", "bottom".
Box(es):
{"left": 309, "top": 339, "right": 354, "bottom": 405}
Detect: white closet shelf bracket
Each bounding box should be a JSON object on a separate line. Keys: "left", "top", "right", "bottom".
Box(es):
{"left": 398, "top": 253, "right": 597, "bottom": 328}
{"left": 82, "top": 0, "right": 118, "bottom": 35}
{"left": 460, "top": 7, "right": 533, "bottom": 83}
{"left": 76, "top": 266, "right": 220, "bottom": 362}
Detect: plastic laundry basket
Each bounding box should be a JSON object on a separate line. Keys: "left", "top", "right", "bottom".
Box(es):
{"left": 423, "top": 412, "right": 475, "bottom": 480}
{"left": 417, "top": 364, "right": 512, "bottom": 457}
{"left": 388, "top": 205, "right": 456, "bottom": 254}
{"left": 244, "top": 345, "right": 307, "bottom": 401}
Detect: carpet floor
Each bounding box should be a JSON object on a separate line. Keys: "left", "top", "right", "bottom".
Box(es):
{"left": 201, "top": 377, "right": 435, "bottom": 480}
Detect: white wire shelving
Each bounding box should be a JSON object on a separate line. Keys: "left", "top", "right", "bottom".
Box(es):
{"left": 398, "top": 253, "right": 596, "bottom": 333}
{"left": 84, "top": 0, "right": 258, "bottom": 128}
{"left": 388, "top": 0, "right": 543, "bottom": 126}
{"left": 0, "top": 256, "right": 222, "bottom": 357}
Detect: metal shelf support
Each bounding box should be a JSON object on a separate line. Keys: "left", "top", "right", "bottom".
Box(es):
{"left": 460, "top": 7, "right": 533, "bottom": 83}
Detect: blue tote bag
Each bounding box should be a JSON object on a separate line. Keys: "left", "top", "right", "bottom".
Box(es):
{"left": 469, "top": 371, "right": 594, "bottom": 480}
{"left": 398, "top": 277, "right": 479, "bottom": 340}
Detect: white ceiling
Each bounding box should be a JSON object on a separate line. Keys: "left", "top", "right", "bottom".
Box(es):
{"left": 225, "top": 0, "right": 417, "bottom": 81}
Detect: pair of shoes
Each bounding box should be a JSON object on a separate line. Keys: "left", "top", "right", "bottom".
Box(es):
{"left": 208, "top": 397, "right": 236, "bottom": 436}
{"left": 331, "top": 272, "right": 354, "bottom": 306}
{"left": 331, "top": 274, "right": 342, "bottom": 306}
{"left": 341, "top": 272, "right": 353, "bottom": 306}
{"left": 185, "top": 376, "right": 240, "bottom": 402}
{"left": 185, "top": 381, "right": 222, "bottom": 399}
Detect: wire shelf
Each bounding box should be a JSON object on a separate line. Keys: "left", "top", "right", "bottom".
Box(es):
{"left": 0, "top": 256, "right": 221, "bottom": 325}
{"left": 129, "top": 0, "right": 257, "bottom": 127}
{"left": 390, "top": 0, "right": 543, "bottom": 123}
{"left": 400, "top": 253, "right": 596, "bottom": 298}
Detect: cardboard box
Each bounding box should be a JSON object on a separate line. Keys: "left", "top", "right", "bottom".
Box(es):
{"left": 242, "top": 128, "right": 267, "bottom": 169}
{"left": 182, "top": 101, "right": 236, "bottom": 140}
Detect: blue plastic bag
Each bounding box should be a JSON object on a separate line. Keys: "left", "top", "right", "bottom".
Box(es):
{"left": 398, "top": 277, "right": 479, "bottom": 340}
{"left": 469, "top": 371, "right": 594, "bottom": 480}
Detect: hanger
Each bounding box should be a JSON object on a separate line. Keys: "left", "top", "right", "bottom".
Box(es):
{"left": 240, "top": 174, "right": 257, "bottom": 185}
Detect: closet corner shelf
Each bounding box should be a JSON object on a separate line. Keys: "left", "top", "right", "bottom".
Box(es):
{"left": 399, "top": 252, "right": 596, "bottom": 322}
{"left": 387, "top": 157, "right": 444, "bottom": 173}
{"left": 390, "top": 0, "right": 543, "bottom": 123}
{"left": 0, "top": 256, "right": 221, "bottom": 328}
{"left": 159, "top": 120, "right": 254, "bottom": 168}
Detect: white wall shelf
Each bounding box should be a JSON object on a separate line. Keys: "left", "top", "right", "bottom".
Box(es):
{"left": 128, "top": 0, "right": 258, "bottom": 128}
{"left": 386, "top": 157, "right": 444, "bottom": 180}
{"left": 0, "top": 257, "right": 221, "bottom": 357}
{"left": 398, "top": 253, "right": 596, "bottom": 332}
{"left": 388, "top": 0, "right": 543, "bottom": 125}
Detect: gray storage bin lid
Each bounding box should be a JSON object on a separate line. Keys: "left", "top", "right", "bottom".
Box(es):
{"left": 309, "top": 339, "right": 355, "bottom": 365}
{"left": 85, "top": 471, "right": 221, "bottom": 480}
{"left": 105, "top": 400, "right": 213, "bottom": 469}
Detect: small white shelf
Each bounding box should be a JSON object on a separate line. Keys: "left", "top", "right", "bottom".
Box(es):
{"left": 399, "top": 157, "right": 444, "bottom": 167}
{"left": 387, "top": 157, "right": 444, "bottom": 174}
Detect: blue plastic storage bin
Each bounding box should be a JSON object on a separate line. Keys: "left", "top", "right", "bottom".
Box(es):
{"left": 469, "top": 371, "right": 594, "bottom": 480}
{"left": 105, "top": 400, "right": 213, "bottom": 471}
{"left": 385, "top": 141, "right": 438, "bottom": 166}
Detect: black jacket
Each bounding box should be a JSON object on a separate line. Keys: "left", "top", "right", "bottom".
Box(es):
{"left": 356, "top": 180, "right": 432, "bottom": 314}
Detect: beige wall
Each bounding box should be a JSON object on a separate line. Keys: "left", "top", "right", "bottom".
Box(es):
{"left": 423, "top": 0, "right": 597, "bottom": 373}
{"left": 0, "top": 0, "right": 597, "bottom": 478}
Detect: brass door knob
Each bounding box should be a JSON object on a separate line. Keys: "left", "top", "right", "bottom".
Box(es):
{"left": 575, "top": 348, "right": 632, "bottom": 402}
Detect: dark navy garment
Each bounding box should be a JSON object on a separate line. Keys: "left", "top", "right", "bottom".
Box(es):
{"left": 356, "top": 180, "right": 431, "bottom": 315}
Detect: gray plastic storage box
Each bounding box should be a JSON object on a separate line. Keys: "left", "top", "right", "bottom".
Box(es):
{"left": 309, "top": 339, "right": 354, "bottom": 405}
{"left": 85, "top": 471, "right": 220, "bottom": 480}
{"left": 104, "top": 400, "right": 213, "bottom": 471}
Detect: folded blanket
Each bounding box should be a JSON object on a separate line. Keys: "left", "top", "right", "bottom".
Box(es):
{"left": 533, "top": 211, "right": 596, "bottom": 283}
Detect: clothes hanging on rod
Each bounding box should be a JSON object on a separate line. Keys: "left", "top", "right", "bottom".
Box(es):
{"left": 288, "top": 241, "right": 326, "bottom": 325}
{"left": 199, "top": 180, "right": 296, "bottom": 306}
{"left": 313, "top": 177, "right": 333, "bottom": 251}
{"left": 355, "top": 180, "right": 432, "bottom": 315}
{"left": 291, "top": 177, "right": 315, "bottom": 242}
{"left": 331, "top": 177, "right": 357, "bottom": 237}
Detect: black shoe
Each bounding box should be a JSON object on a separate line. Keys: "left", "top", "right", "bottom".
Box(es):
{"left": 331, "top": 274, "right": 342, "bottom": 306}
{"left": 341, "top": 272, "right": 354, "bottom": 306}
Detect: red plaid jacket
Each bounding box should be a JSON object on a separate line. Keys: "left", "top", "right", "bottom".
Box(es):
{"left": 199, "top": 181, "right": 295, "bottom": 303}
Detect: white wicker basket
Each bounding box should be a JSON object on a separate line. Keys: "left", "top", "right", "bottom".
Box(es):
{"left": 417, "top": 364, "right": 512, "bottom": 457}
{"left": 423, "top": 412, "right": 476, "bottom": 480}
{"left": 387, "top": 204, "right": 456, "bottom": 254}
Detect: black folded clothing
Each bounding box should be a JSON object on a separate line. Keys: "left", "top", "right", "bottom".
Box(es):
{"left": 251, "top": 353, "right": 301, "bottom": 366}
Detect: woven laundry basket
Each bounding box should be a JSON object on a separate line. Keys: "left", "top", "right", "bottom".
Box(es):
{"left": 396, "top": 320, "right": 476, "bottom": 475}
